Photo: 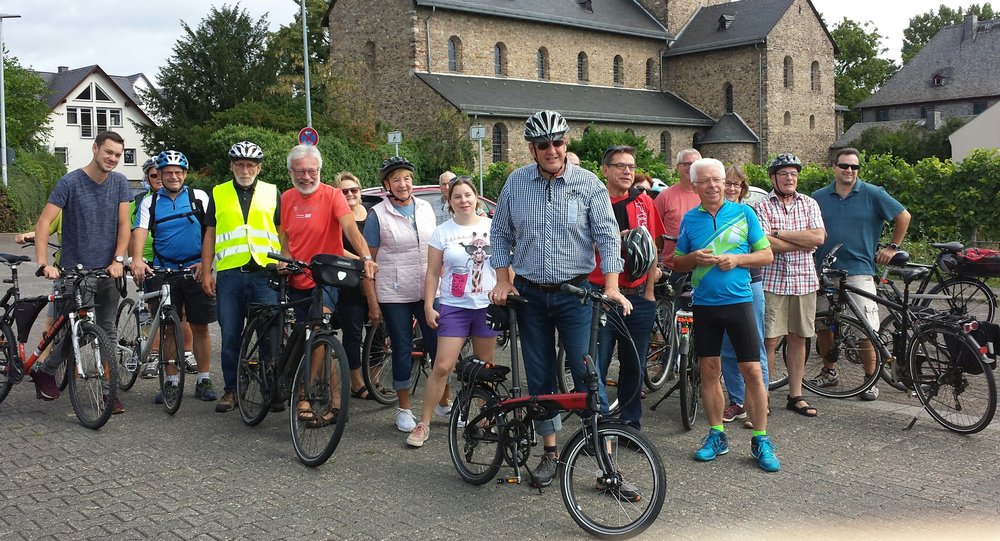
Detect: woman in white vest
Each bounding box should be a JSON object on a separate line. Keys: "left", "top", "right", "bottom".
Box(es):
{"left": 362, "top": 157, "right": 441, "bottom": 432}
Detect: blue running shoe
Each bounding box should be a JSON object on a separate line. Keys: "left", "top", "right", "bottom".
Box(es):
{"left": 751, "top": 435, "right": 780, "bottom": 472}
{"left": 693, "top": 429, "right": 729, "bottom": 462}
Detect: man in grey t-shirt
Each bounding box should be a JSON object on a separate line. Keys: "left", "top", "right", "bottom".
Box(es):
{"left": 32, "top": 131, "right": 132, "bottom": 411}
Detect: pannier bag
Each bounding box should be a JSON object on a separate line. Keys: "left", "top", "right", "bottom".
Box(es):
{"left": 944, "top": 321, "right": 999, "bottom": 375}
{"left": 953, "top": 248, "right": 1000, "bottom": 278}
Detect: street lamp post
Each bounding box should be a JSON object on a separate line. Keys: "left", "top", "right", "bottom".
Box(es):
{"left": 299, "top": 1, "right": 312, "bottom": 128}
{"left": 0, "top": 13, "right": 23, "bottom": 187}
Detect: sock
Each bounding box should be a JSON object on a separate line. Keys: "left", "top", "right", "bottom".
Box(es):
{"left": 198, "top": 372, "right": 210, "bottom": 383}
{"left": 753, "top": 430, "right": 767, "bottom": 438}
{"left": 167, "top": 375, "right": 180, "bottom": 385}
{"left": 710, "top": 425, "right": 724, "bottom": 433}
{"left": 544, "top": 445, "right": 558, "bottom": 456}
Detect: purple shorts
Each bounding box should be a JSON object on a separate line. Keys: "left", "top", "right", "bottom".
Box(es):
{"left": 437, "top": 305, "right": 499, "bottom": 338}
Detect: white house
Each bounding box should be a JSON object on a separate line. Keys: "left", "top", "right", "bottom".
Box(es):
{"left": 34, "top": 65, "right": 157, "bottom": 181}
{"left": 950, "top": 101, "right": 1000, "bottom": 162}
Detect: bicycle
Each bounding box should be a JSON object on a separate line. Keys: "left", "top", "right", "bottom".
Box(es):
{"left": 886, "top": 241, "right": 996, "bottom": 323}
{"left": 236, "top": 252, "right": 360, "bottom": 467}
{"left": 448, "top": 285, "right": 666, "bottom": 539}
{"left": 114, "top": 267, "right": 191, "bottom": 414}
{"left": 807, "top": 244, "right": 996, "bottom": 433}
{"left": 647, "top": 273, "right": 701, "bottom": 430}
{"left": 0, "top": 255, "right": 118, "bottom": 429}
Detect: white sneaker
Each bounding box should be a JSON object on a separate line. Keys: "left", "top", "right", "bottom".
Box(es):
{"left": 183, "top": 352, "right": 197, "bottom": 374}
{"left": 140, "top": 357, "right": 158, "bottom": 379}
{"left": 406, "top": 423, "right": 430, "bottom": 447}
{"left": 434, "top": 402, "right": 452, "bottom": 417}
{"left": 395, "top": 408, "right": 416, "bottom": 432}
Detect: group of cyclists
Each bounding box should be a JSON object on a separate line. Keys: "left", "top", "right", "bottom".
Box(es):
{"left": 25, "top": 108, "right": 917, "bottom": 480}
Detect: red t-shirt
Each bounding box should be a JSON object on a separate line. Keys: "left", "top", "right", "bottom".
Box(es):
{"left": 653, "top": 183, "right": 701, "bottom": 270}
{"left": 281, "top": 184, "right": 351, "bottom": 290}
{"left": 589, "top": 192, "right": 665, "bottom": 288}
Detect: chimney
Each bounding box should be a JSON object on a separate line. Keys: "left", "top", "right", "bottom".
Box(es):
{"left": 58, "top": 66, "right": 69, "bottom": 73}
{"left": 962, "top": 14, "right": 978, "bottom": 43}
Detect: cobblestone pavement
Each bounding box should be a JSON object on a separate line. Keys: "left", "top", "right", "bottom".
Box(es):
{"left": 1, "top": 234, "right": 998, "bottom": 540}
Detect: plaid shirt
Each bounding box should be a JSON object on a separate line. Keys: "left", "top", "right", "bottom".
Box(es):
{"left": 490, "top": 162, "right": 623, "bottom": 283}
{"left": 754, "top": 191, "right": 824, "bottom": 295}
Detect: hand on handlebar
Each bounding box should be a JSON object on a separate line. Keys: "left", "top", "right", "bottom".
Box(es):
{"left": 603, "top": 287, "right": 633, "bottom": 316}
{"left": 489, "top": 282, "right": 520, "bottom": 306}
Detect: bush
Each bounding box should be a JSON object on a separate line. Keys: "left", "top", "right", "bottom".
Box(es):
{"left": 0, "top": 150, "right": 67, "bottom": 231}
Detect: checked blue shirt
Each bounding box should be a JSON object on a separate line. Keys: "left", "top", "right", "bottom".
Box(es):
{"left": 490, "top": 162, "right": 623, "bottom": 283}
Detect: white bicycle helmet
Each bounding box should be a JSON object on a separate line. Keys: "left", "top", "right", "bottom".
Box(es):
{"left": 524, "top": 110, "right": 569, "bottom": 142}
{"left": 623, "top": 227, "right": 656, "bottom": 282}
{"left": 228, "top": 141, "right": 264, "bottom": 161}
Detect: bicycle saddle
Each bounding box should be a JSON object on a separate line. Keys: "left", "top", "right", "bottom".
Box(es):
{"left": 930, "top": 242, "right": 964, "bottom": 253}
{"left": 0, "top": 253, "right": 30, "bottom": 264}
{"left": 888, "top": 266, "right": 929, "bottom": 284}
{"left": 888, "top": 250, "right": 910, "bottom": 266}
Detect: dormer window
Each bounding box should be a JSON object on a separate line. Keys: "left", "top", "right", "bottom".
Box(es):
{"left": 932, "top": 74, "right": 946, "bottom": 86}
{"left": 718, "top": 15, "right": 735, "bottom": 30}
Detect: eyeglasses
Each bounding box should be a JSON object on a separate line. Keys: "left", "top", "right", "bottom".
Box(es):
{"left": 724, "top": 182, "right": 742, "bottom": 189}
{"left": 232, "top": 162, "right": 259, "bottom": 170}
{"left": 292, "top": 168, "right": 320, "bottom": 178}
{"left": 693, "top": 177, "right": 724, "bottom": 185}
{"left": 160, "top": 170, "right": 184, "bottom": 178}
{"left": 677, "top": 161, "right": 694, "bottom": 167}
{"left": 836, "top": 163, "right": 861, "bottom": 171}
{"left": 608, "top": 163, "right": 637, "bottom": 172}
{"left": 341, "top": 187, "right": 360, "bottom": 195}
{"left": 776, "top": 171, "right": 799, "bottom": 178}
{"left": 534, "top": 139, "right": 566, "bottom": 151}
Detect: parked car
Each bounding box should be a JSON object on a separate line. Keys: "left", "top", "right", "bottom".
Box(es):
{"left": 361, "top": 184, "right": 497, "bottom": 215}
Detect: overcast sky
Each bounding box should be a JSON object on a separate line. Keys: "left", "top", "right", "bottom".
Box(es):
{"left": 0, "top": 0, "right": 978, "bottom": 80}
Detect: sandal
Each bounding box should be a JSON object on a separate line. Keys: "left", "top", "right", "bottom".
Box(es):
{"left": 786, "top": 395, "right": 817, "bottom": 417}
{"left": 297, "top": 400, "right": 316, "bottom": 422}
{"left": 351, "top": 386, "right": 373, "bottom": 400}
{"left": 309, "top": 407, "right": 339, "bottom": 428}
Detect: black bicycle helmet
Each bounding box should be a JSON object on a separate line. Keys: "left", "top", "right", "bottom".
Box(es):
{"left": 524, "top": 110, "right": 569, "bottom": 142}
{"left": 228, "top": 141, "right": 264, "bottom": 161}
{"left": 622, "top": 227, "right": 656, "bottom": 282}
{"left": 767, "top": 153, "right": 802, "bottom": 176}
{"left": 155, "top": 150, "right": 189, "bottom": 170}
{"left": 379, "top": 156, "right": 415, "bottom": 181}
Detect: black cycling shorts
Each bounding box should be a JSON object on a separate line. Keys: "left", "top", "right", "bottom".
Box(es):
{"left": 692, "top": 302, "right": 760, "bottom": 362}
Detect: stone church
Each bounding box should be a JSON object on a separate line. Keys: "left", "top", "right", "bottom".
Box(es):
{"left": 323, "top": 0, "right": 837, "bottom": 166}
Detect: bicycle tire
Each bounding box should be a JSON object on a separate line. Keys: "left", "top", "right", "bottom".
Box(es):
{"left": 237, "top": 312, "right": 275, "bottom": 427}
{"left": 679, "top": 333, "right": 700, "bottom": 431}
{"left": 803, "top": 313, "right": 882, "bottom": 399}
{"left": 67, "top": 321, "right": 117, "bottom": 429}
{"left": 448, "top": 384, "right": 504, "bottom": 485}
{"left": 362, "top": 322, "right": 397, "bottom": 404}
{"left": 925, "top": 277, "right": 996, "bottom": 323}
{"left": 290, "top": 333, "right": 350, "bottom": 467}
{"left": 768, "top": 337, "right": 790, "bottom": 391}
{"left": 558, "top": 344, "right": 620, "bottom": 416}
{"left": 55, "top": 327, "right": 70, "bottom": 391}
{"left": 644, "top": 297, "right": 675, "bottom": 391}
{"left": 0, "top": 323, "right": 17, "bottom": 405}
{"left": 908, "top": 322, "right": 997, "bottom": 434}
{"left": 559, "top": 421, "right": 666, "bottom": 539}
{"left": 156, "top": 308, "right": 186, "bottom": 415}
{"left": 114, "top": 298, "right": 141, "bottom": 391}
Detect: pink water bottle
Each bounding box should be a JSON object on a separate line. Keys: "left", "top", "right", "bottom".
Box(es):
{"left": 451, "top": 266, "right": 469, "bottom": 297}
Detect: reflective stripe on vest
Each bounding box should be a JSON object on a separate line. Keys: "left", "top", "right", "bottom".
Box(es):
{"left": 212, "top": 181, "right": 280, "bottom": 271}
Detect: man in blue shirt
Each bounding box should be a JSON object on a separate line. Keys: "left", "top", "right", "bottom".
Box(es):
{"left": 490, "top": 110, "right": 629, "bottom": 488}
{"left": 811, "top": 147, "right": 910, "bottom": 401}
{"left": 674, "top": 158, "right": 778, "bottom": 472}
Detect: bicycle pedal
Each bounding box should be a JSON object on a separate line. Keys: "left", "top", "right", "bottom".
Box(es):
{"left": 498, "top": 477, "right": 521, "bottom": 485}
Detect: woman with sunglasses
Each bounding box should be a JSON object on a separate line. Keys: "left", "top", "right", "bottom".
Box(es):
{"left": 336, "top": 172, "right": 372, "bottom": 399}
{"left": 406, "top": 176, "right": 497, "bottom": 447}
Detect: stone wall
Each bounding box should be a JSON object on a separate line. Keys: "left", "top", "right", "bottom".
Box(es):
{"left": 699, "top": 142, "right": 757, "bottom": 167}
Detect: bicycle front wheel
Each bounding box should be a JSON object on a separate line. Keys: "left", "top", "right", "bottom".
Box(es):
{"left": 448, "top": 384, "right": 504, "bottom": 485}
{"left": 679, "top": 334, "right": 700, "bottom": 431}
{"left": 926, "top": 277, "right": 996, "bottom": 323}
{"left": 68, "top": 321, "right": 117, "bottom": 429}
{"left": 0, "top": 323, "right": 17, "bottom": 405}
{"left": 559, "top": 422, "right": 666, "bottom": 539}
{"left": 290, "top": 333, "right": 350, "bottom": 467}
{"left": 157, "top": 308, "right": 186, "bottom": 415}
{"left": 908, "top": 323, "right": 997, "bottom": 434}
{"left": 803, "top": 314, "right": 882, "bottom": 399}
{"left": 362, "top": 322, "right": 397, "bottom": 404}
{"left": 114, "top": 298, "right": 141, "bottom": 391}
{"left": 237, "top": 312, "right": 277, "bottom": 427}
{"left": 644, "top": 297, "right": 675, "bottom": 391}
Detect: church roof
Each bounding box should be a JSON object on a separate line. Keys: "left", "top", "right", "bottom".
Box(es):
{"left": 416, "top": 73, "right": 714, "bottom": 126}
{"left": 697, "top": 112, "right": 759, "bottom": 144}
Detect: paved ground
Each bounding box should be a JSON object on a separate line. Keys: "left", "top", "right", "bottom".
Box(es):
{"left": 1, "top": 234, "right": 998, "bottom": 540}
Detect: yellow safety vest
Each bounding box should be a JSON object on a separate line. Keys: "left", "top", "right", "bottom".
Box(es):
{"left": 212, "top": 181, "right": 280, "bottom": 271}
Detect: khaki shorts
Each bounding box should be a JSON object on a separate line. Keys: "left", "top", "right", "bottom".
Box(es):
{"left": 764, "top": 291, "right": 817, "bottom": 339}
{"left": 816, "top": 275, "right": 879, "bottom": 330}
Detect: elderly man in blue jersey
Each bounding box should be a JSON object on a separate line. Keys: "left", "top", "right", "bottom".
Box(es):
{"left": 130, "top": 150, "right": 218, "bottom": 405}
{"left": 490, "top": 110, "right": 630, "bottom": 489}
{"left": 674, "top": 157, "right": 779, "bottom": 472}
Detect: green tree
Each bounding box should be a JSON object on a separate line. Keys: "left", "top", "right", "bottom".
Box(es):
{"left": 567, "top": 126, "right": 671, "bottom": 180}
{"left": 831, "top": 18, "right": 898, "bottom": 128}
{"left": 2, "top": 52, "right": 52, "bottom": 149}
{"left": 901, "top": 3, "right": 995, "bottom": 64}
{"left": 853, "top": 117, "right": 967, "bottom": 163}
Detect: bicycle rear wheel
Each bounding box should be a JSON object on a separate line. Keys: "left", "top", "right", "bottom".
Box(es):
{"left": 559, "top": 422, "right": 666, "bottom": 539}
{"left": 803, "top": 314, "right": 882, "bottom": 398}
{"left": 0, "top": 324, "right": 17, "bottom": 405}
{"left": 67, "top": 321, "right": 117, "bottom": 429}
{"left": 448, "top": 384, "right": 504, "bottom": 485}
{"left": 926, "top": 277, "right": 996, "bottom": 323}
{"left": 679, "top": 333, "right": 700, "bottom": 431}
{"left": 55, "top": 327, "right": 70, "bottom": 391}
{"left": 114, "top": 298, "right": 141, "bottom": 391}
{"left": 237, "top": 312, "right": 276, "bottom": 426}
{"left": 908, "top": 322, "right": 997, "bottom": 434}
{"left": 290, "top": 333, "right": 350, "bottom": 467}
{"left": 644, "top": 298, "right": 676, "bottom": 391}
{"left": 362, "top": 322, "right": 397, "bottom": 404}
{"left": 156, "top": 309, "right": 186, "bottom": 415}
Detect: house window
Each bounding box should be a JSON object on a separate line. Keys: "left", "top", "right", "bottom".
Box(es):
{"left": 75, "top": 86, "right": 92, "bottom": 101}
{"left": 920, "top": 105, "right": 933, "bottom": 118}
{"left": 645, "top": 58, "right": 655, "bottom": 88}
{"left": 79, "top": 108, "right": 94, "bottom": 138}
{"left": 577, "top": 52, "right": 589, "bottom": 82}
{"left": 625, "top": 128, "right": 635, "bottom": 136}
{"left": 659, "top": 131, "right": 671, "bottom": 162}
{"left": 875, "top": 108, "right": 889, "bottom": 121}
{"left": 783, "top": 56, "right": 794, "bottom": 88}
{"left": 724, "top": 83, "right": 734, "bottom": 113}
{"left": 783, "top": 111, "right": 791, "bottom": 126}
{"left": 447, "top": 36, "right": 463, "bottom": 73}
{"left": 66, "top": 107, "right": 80, "bottom": 125}
{"left": 123, "top": 148, "right": 136, "bottom": 165}
{"left": 973, "top": 101, "right": 988, "bottom": 114}
{"left": 494, "top": 43, "right": 507, "bottom": 76}
{"left": 932, "top": 75, "right": 945, "bottom": 86}
{"left": 810, "top": 61, "right": 820, "bottom": 92}
{"left": 95, "top": 108, "right": 122, "bottom": 133}
{"left": 537, "top": 48, "right": 549, "bottom": 80}
{"left": 94, "top": 83, "right": 113, "bottom": 102}
{"left": 809, "top": 115, "right": 816, "bottom": 130}
{"left": 54, "top": 147, "right": 68, "bottom": 165}
{"left": 492, "top": 124, "right": 507, "bottom": 163}
{"left": 613, "top": 55, "right": 624, "bottom": 86}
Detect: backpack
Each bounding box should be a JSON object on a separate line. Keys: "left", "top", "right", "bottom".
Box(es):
{"left": 146, "top": 190, "right": 207, "bottom": 266}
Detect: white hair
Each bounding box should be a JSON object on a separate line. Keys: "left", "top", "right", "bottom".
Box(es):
{"left": 286, "top": 144, "right": 323, "bottom": 171}
{"left": 675, "top": 148, "right": 701, "bottom": 165}
{"left": 689, "top": 158, "right": 725, "bottom": 182}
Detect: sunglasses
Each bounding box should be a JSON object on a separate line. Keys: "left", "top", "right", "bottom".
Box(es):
{"left": 341, "top": 187, "right": 360, "bottom": 195}
{"left": 534, "top": 139, "right": 566, "bottom": 151}
{"left": 464, "top": 244, "right": 493, "bottom": 256}
{"left": 836, "top": 163, "right": 861, "bottom": 171}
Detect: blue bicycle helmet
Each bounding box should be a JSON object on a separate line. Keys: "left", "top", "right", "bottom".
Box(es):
{"left": 155, "top": 150, "right": 189, "bottom": 170}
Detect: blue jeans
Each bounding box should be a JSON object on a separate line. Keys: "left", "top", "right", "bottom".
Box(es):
{"left": 380, "top": 300, "right": 437, "bottom": 391}
{"left": 721, "top": 280, "right": 768, "bottom": 405}
{"left": 598, "top": 293, "right": 655, "bottom": 429}
{"left": 514, "top": 279, "right": 604, "bottom": 438}
{"left": 216, "top": 269, "right": 278, "bottom": 392}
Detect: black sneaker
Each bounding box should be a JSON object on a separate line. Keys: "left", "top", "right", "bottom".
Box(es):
{"left": 32, "top": 369, "right": 60, "bottom": 400}
{"left": 530, "top": 453, "right": 558, "bottom": 488}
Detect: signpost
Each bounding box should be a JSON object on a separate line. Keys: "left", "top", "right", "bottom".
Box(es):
{"left": 469, "top": 124, "right": 486, "bottom": 194}
{"left": 387, "top": 130, "right": 402, "bottom": 157}
{"left": 298, "top": 126, "right": 319, "bottom": 146}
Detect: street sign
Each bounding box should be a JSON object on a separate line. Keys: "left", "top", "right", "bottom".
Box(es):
{"left": 387, "top": 131, "right": 402, "bottom": 144}
{"left": 469, "top": 125, "right": 487, "bottom": 140}
{"left": 298, "top": 127, "right": 319, "bottom": 146}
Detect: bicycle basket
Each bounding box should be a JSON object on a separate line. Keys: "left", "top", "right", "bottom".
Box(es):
{"left": 455, "top": 356, "right": 510, "bottom": 383}
{"left": 309, "top": 254, "right": 363, "bottom": 288}
{"left": 955, "top": 248, "right": 1000, "bottom": 277}
{"left": 13, "top": 297, "right": 50, "bottom": 343}
{"left": 943, "top": 321, "right": 999, "bottom": 375}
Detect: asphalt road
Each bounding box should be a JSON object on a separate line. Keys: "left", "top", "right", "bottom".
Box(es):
{"left": 1, "top": 233, "right": 998, "bottom": 540}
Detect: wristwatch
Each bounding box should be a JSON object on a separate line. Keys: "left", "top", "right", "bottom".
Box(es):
{"left": 114, "top": 255, "right": 126, "bottom": 264}
{"left": 773, "top": 230, "right": 780, "bottom": 238}
{"left": 361, "top": 256, "right": 374, "bottom": 262}
{"left": 887, "top": 243, "right": 900, "bottom": 250}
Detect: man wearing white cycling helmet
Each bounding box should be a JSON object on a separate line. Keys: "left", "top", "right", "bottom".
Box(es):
{"left": 490, "top": 110, "right": 629, "bottom": 488}
{"left": 200, "top": 141, "right": 282, "bottom": 413}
